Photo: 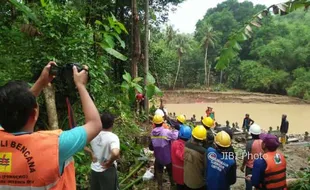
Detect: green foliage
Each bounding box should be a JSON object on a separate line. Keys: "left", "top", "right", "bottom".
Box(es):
{"left": 121, "top": 71, "right": 143, "bottom": 103}
{"left": 121, "top": 72, "right": 163, "bottom": 104}
{"left": 95, "top": 15, "right": 128, "bottom": 61}
{"left": 287, "top": 68, "right": 310, "bottom": 100}
{"left": 74, "top": 152, "right": 91, "bottom": 189}
{"left": 212, "top": 84, "right": 228, "bottom": 92}
{"left": 216, "top": 0, "right": 310, "bottom": 70}
{"left": 289, "top": 157, "right": 310, "bottom": 190}
{"left": 237, "top": 61, "right": 290, "bottom": 93}
{"left": 8, "top": 0, "right": 39, "bottom": 23}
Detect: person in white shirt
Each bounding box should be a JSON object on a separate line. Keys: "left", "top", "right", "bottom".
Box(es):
{"left": 84, "top": 112, "right": 120, "bottom": 190}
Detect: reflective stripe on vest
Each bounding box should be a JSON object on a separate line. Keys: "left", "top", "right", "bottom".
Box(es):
{"left": 0, "top": 130, "right": 76, "bottom": 190}
{"left": 263, "top": 151, "right": 287, "bottom": 190}
{"left": 151, "top": 136, "right": 168, "bottom": 140}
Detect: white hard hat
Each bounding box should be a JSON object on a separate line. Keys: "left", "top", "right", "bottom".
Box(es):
{"left": 249, "top": 123, "right": 262, "bottom": 135}
{"left": 155, "top": 109, "right": 165, "bottom": 117}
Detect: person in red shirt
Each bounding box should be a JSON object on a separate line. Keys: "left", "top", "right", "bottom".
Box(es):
{"left": 135, "top": 93, "right": 145, "bottom": 114}
{"left": 205, "top": 107, "right": 215, "bottom": 120}
{"left": 171, "top": 125, "right": 192, "bottom": 190}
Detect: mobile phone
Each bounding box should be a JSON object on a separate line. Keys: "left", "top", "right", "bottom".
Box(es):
{"left": 49, "top": 65, "right": 59, "bottom": 76}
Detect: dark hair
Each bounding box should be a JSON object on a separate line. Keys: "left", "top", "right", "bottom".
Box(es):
{"left": 0, "top": 81, "right": 37, "bottom": 132}
{"left": 100, "top": 112, "right": 115, "bottom": 129}
{"left": 216, "top": 144, "right": 230, "bottom": 152}
{"left": 155, "top": 123, "right": 162, "bottom": 127}
{"left": 180, "top": 137, "right": 188, "bottom": 141}
{"left": 267, "top": 146, "right": 277, "bottom": 152}
{"left": 220, "top": 127, "right": 233, "bottom": 139}
{"left": 202, "top": 124, "right": 210, "bottom": 129}
{"left": 251, "top": 134, "right": 260, "bottom": 139}
{"left": 192, "top": 136, "right": 204, "bottom": 143}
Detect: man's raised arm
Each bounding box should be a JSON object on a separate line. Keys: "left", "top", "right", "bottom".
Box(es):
{"left": 73, "top": 66, "right": 101, "bottom": 143}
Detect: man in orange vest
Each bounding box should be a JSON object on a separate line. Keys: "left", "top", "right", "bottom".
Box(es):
{"left": 0, "top": 62, "right": 102, "bottom": 189}
{"left": 241, "top": 123, "right": 264, "bottom": 190}
{"left": 247, "top": 133, "right": 287, "bottom": 190}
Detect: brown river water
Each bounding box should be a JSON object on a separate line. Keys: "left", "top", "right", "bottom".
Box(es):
{"left": 166, "top": 103, "right": 310, "bottom": 134}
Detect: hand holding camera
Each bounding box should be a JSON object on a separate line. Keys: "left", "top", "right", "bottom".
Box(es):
{"left": 48, "top": 62, "right": 90, "bottom": 88}
{"left": 73, "top": 65, "right": 89, "bottom": 88}
{"left": 39, "top": 61, "right": 57, "bottom": 87}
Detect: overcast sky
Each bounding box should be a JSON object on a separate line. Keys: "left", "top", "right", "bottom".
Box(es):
{"left": 168, "top": 0, "right": 286, "bottom": 33}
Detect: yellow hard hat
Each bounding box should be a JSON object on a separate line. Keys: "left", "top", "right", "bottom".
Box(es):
{"left": 176, "top": 115, "right": 186, "bottom": 124}
{"left": 215, "top": 131, "right": 231, "bottom": 148}
{"left": 153, "top": 114, "right": 164, "bottom": 124}
{"left": 192, "top": 125, "right": 207, "bottom": 140}
{"left": 202, "top": 117, "right": 215, "bottom": 128}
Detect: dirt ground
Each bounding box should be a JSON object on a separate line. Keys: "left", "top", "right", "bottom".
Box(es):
{"left": 162, "top": 90, "right": 310, "bottom": 105}
{"left": 138, "top": 90, "right": 310, "bottom": 190}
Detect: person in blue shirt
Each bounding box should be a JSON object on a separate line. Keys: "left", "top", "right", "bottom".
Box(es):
{"left": 206, "top": 131, "right": 236, "bottom": 190}
{"left": 0, "top": 62, "right": 102, "bottom": 179}
{"left": 242, "top": 114, "right": 254, "bottom": 132}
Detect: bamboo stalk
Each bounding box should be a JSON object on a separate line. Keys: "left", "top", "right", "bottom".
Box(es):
{"left": 123, "top": 176, "right": 143, "bottom": 190}
{"left": 119, "top": 161, "right": 146, "bottom": 185}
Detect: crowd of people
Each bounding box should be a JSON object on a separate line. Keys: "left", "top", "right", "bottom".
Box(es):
{"left": 0, "top": 62, "right": 289, "bottom": 190}
{"left": 150, "top": 108, "right": 288, "bottom": 190}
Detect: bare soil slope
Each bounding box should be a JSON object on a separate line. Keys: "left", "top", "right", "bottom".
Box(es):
{"left": 163, "top": 90, "right": 310, "bottom": 104}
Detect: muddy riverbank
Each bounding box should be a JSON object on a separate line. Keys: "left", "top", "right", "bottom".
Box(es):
{"left": 163, "top": 90, "right": 310, "bottom": 134}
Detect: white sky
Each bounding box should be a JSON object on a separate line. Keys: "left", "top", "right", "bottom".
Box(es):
{"left": 168, "top": 0, "right": 286, "bottom": 33}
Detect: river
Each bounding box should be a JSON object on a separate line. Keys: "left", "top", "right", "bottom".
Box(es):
{"left": 166, "top": 103, "right": 309, "bottom": 134}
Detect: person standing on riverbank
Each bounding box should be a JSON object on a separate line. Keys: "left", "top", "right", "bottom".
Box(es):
{"left": 184, "top": 125, "right": 207, "bottom": 190}
{"left": 206, "top": 131, "right": 237, "bottom": 190}
{"left": 136, "top": 93, "right": 145, "bottom": 114}
{"left": 201, "top": 116, "right": 215, "bottom": 149}
{"left": 206, "top": 107, "right": 215, "bottom": 120}
{"left": 84, "top": 112, "right": 120, "bottom": 190}
{"left": 242, "top": 114, "right": 254, "bottom": 132}
{"left": 150, "top": 115, "right": 178, "bottom": 190}
{"left": 241, "top": 123, "right": 263, "bottom": 190}
{"left": 280, "top": 114, "right": 289, "bottom": 148}
{"left": 171, "top": 125, "right": 192, "bottom": 190}
{"left": 248, "top": 133, "right": 287, "bottom": 190}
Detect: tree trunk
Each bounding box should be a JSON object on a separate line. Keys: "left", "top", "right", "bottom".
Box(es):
{"left": 173, "top": 56, "right": 181, "bottom": 89}
{"left": 207, "top": 64, "right": 211, "bottom": 87}
{"left": 131, "top": 0, "right": 141, "bottom": 78}
{"left": 220, "top": 70, "right": 223, "bottom": 84}
{"left": 204, "top": 45, "right": 209, "bottom": 86}
{"left": 144, "top": 0, "right": 150, "bottom": 117}
{"left": 43, "top": 84, "right": 59, "bottom": 130}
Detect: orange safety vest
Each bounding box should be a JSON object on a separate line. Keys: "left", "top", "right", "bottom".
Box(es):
{"left": 263, "top": 151, "right": 287, "bottom": 190}
{"left": 0, "top": 130, "right": 76, "bottom": 190}
{"left": 246, "top": 139, "right": 263, "bottom": 168}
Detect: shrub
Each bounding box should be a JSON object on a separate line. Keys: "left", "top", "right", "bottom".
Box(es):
{"left": 287, "top": 68, "right": 310, "bottom": 100}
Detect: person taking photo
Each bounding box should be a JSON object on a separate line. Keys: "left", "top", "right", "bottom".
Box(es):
{"left": 0, "top": 62, "right": 102, "bottom": 190}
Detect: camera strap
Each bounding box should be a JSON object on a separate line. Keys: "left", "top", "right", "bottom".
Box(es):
{"left": 66, "top": 97, "right": 76, "bottom": 129}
